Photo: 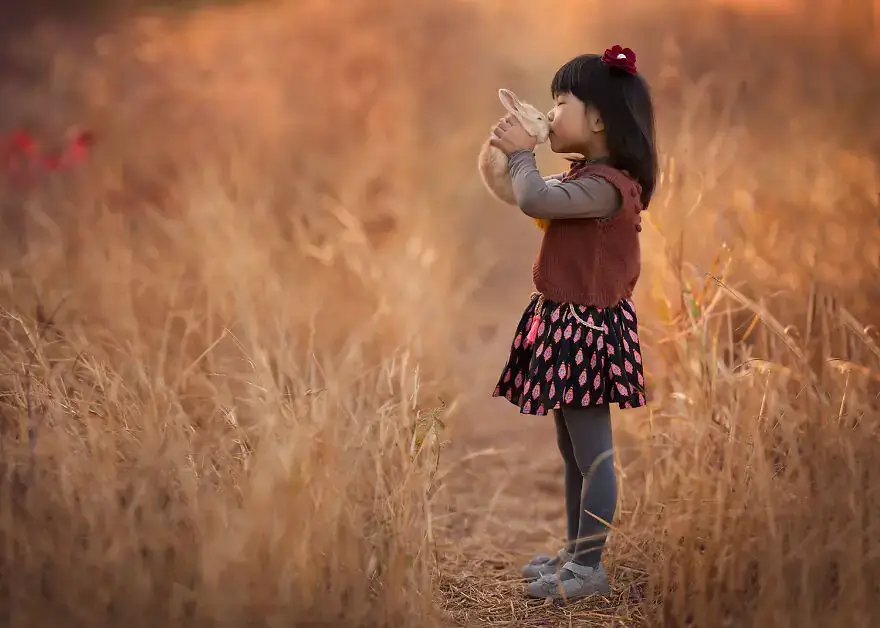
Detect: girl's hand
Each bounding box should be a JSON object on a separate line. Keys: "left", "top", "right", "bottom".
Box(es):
{"left": 489, "top": 114, "right": 537, "bottom": 155}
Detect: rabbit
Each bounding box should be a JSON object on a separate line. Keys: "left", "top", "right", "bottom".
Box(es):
{"left": 478, "top": 88, "right": 551, "bottom": 230}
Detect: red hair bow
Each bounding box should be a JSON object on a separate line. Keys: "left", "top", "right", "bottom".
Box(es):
{"left": 601, "top": 45, "right": 637, "bottom": 75}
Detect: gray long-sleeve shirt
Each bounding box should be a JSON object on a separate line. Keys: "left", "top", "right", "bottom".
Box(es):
{"left": 507, "top": 150, "right": 621, "bottom": 220}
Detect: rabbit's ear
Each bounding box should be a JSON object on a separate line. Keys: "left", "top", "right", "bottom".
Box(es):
{"left": 498, "top": 89, "right": 523, "bottom": 113}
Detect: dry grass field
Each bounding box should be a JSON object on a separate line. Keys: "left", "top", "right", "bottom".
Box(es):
{"left": 0, "top": 0, "right": 878, "bottom": 626}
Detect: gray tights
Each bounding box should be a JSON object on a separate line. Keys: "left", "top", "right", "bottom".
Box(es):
{"left": 553, "top": 404, "right": 617, "bottom": 568}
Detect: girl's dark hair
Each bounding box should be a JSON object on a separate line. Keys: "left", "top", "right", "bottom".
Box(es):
{"left": 551, "top": 54, "right": 658, "bottom": 208}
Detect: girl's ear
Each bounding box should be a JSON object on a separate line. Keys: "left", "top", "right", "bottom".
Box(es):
{"left": 586, "top": 104, "right": 605, "bottom": 133}
{"left": 498, "top": 89, "right": 523, "bottom": 114}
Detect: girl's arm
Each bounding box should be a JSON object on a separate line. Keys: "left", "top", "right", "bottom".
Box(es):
{"left": 508, "top": 150, "right": 619, "bottom": 219}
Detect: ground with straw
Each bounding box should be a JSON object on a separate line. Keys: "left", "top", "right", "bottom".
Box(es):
{"left": 0, "top": 1, "right": 879, "bottom": 626}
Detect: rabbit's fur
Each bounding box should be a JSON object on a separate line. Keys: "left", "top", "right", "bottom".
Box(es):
{"left": 478, "top": 89, "right": 551, "bottom": 206}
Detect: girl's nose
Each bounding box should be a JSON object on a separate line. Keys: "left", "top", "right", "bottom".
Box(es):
{"left": 547, "top": 110, "right": 555, "bottom": 122}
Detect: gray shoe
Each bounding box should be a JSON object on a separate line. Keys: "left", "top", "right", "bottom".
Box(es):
{"left": 520, "top": 548, "right": 571, "bottom": 581}
{"left": 525, "top": 561, "right": 611, "bottom": 602}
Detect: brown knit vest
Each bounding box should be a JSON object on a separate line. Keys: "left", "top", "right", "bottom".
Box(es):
{"left": 532, "top": 163, "right": 643, "bottom": 308}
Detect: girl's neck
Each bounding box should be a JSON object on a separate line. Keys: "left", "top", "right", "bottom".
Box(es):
{"left": 581, "top": 154, "right": 609, "bottom": 164}
{"left": 580, "top": 136, "right": 609, "bottom": 162}
{"left": 574, "top": 153, "right": 609, "bottom": 165}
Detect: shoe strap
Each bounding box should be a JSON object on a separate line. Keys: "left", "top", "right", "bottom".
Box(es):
{"left": 562, "top": 560, "right": 596, "bottom": 579}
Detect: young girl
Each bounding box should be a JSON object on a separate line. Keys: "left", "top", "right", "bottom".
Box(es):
{"left": 489, "top": 46, "right": 657, "bottom": 601}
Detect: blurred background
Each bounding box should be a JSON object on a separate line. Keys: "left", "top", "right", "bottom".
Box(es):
{"left": 0, "top": 0, "right": 878, "bottom": 626}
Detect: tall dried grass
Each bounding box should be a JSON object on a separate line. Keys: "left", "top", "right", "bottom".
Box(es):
{"left": 0, "top": 0, "right": 879, "bottom": 626}
{"left": 0, "top": 1, "right": 489, "bottom": 626}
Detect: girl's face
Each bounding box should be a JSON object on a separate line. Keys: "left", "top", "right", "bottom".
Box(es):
{"left": 548, "top": 92, "right": 606, "bottom": 157}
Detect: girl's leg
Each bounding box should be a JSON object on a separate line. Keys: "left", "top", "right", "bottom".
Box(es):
{"left": 561, "top": 404, "right": 616, "bottom": 572}
{"left": 525, "top": 404, "right": 616, "bottom": 598}
{"left": 554, "top": 409, "right": 583, "bottom": 553}
{"left": 521, "top": 411, "right": 581, "bottom": 580}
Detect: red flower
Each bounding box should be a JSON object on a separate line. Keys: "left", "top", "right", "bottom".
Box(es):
{"left": 67, "top": 131, "right": 95, "bottom": 163}
{"left": 42, "top": 154, "right": 62, "bottom": 171}
{"left": 9, "top": 129, "right": 36, "bottom": 154}
{"left": 601, "top": 45, "right": 638, "bottom": 75}
{"left": 72, "top": 130, "right": 95, "bottom": 149}
{"left": 2, "top": 126, "right": 94, "bottom": 183}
